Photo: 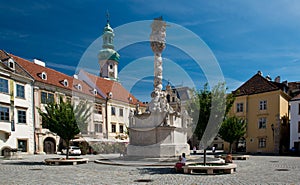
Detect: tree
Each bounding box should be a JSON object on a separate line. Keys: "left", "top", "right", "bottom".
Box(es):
{"left": 218, "top": 116, "right": 246, "bottom": 153}
{"left": 187, "top": 83, "right": 233, "bottom": 164}
{"left": 38, "top": 97, "right": 91, "bottom": 159}
{"left": 187, "top": 83, "right": 234, "bottom": 145}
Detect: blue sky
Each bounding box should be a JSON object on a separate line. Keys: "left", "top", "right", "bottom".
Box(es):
{"left": 2, "top": 0, "right": 300, "bottom": 101}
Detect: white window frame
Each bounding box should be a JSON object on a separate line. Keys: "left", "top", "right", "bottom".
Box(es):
{"left": 258, "top": 138, "right": 266, "bottom": 148}
{"left": 0, "top": 78, "right": 9, "bottom": 94}
{"left": 259, "top": 100, "right": 267, "bottom": 110}
{"left": 0, "top": 106, "right": 9, "bottom": 121}
{"left": 236, "top": 103, "right": 244, "bottom": 112}
{"left": 16, "top": 84, "right": 25, "bottom": 98}
{"left": 17, "top": 109, "right": 27, "bottom": 124}
{"left": 41, "top": 72, "right": 47, "bottom": 80}
{"left": 258, "top": 117, "right": 267, "bottom": 129}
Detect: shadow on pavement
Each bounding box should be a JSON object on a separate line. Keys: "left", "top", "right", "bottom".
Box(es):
{"left": 137, "top": 167, "right": 175, "bottom": 175}
{"left": 1, "top": 161, "right": 45, "bottom": 166}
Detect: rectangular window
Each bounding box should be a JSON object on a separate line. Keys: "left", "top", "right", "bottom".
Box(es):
{"left": 111, "top": 107, "right": 116, "bottom": 116}
{"left": 41, "top": 92, "right": 54, "bottom": 104}
{"left": 111, "top": 124, "right": 116, "bottom": 133}
{"left": 94, "top": 122, "right": 103, "bottom": 133}
{"left": 259, "top": 100, "right": 267, "bottom": 110}
{"left": 17, "top": 110, "right": 26, "bottom": 124}
{"left": 16, "top": 84, "right": 25, "bottom": 98}
{"left": 0, "top": 106, "right": 9, "bottom": 121}
{"left": 0, "top": 78, "right": 8, "bottom": 93}
{"left": 298, "top": 121, "right": 300, "bottom": 133}
{"left": 119, "top": 108, "right": 123, "bottom": 117}
{"left": 119, "top": 125, "right": 124, "bottom": 133}
{"left": 94, "top": 104, "right": 102, "bottom": 114}
{"left": 258, "top": 117, "right": 267, "bottom": 129}
{"left": 258, "top": 138, "right": 266, "bottom": 148}
{"left": 41, "top": 92, "right": 47, "bottom": 104}
{"left": 47, "top": 93, "right": 54, "bottom": 103}
{"left": 236, "top": 103, "right": 244, "bottom": 112}
{"left": 17, "top": 139, "right": 27, "bottom": 152}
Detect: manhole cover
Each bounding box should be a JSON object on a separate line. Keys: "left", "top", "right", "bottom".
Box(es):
{"left": 29, "top": 168, "right": 42, "bottom": 171}
{"left": 134, "top": 179, "right": 153, "bottom": 183}
{"left": 275, "top": 169, "right": 289, "bottom": 171}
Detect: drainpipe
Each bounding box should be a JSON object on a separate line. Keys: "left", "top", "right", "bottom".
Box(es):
{"left": 105, "top": 97, "right": 109, "bottom": 139}
{"left": 31, "top": 82, "right": 36, "bottom": 154}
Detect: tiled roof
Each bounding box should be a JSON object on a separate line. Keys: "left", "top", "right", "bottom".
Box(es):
{"left": 80, "top": 70, "right": 143, "bottom": 106}
{"left": 0, "top": 50, "right": 10, "bottom": 61}
{"left": 233, "top": 73, "right": 287, "bottom": 96}
{"left": 291, "top": 93, "right": 300, "bottom": 101}
{"left": 9, "top": 53, "right": 103, "bottom": 99}
{"left": 0, "top": 50, "right": 33, "bottom": 79}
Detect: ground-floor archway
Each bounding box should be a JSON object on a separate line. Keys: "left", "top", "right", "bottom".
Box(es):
{"left": 44, "top": 137, "right": 56, "bottom": 154}
{"left": 1, "top": 147, "right": 11, "bottom": 156}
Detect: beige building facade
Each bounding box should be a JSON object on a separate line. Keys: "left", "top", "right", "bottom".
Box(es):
{"left": 229, "top": 72, "right": 290, "bottom": 154}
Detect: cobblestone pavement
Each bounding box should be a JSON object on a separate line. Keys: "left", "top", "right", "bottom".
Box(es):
{"left": 1, "top": 154, "right": 300, "bottom": 185}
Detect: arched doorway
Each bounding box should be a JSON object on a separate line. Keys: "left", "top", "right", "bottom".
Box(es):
{"left": 1, "top": 147, "right": 11, "bottom": 156}
{"left": 44, "top": 137, "right": 56, "bottom": 154}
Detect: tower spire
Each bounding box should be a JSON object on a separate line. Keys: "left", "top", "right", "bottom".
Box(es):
{"left": 106, "top": 10, "right": 110, "bottom": 24}
{"left": 98, "top": 12, "right": 120, "bottom": 81}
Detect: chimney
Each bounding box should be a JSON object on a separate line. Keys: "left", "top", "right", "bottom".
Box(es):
{"left": 266, "top": 75, "right": 271, "bottom": 81}
{"left": 274, "top": 76, "right": 280, "bottom": 83}
{"left": 33, "top": 59, "right": 45, "bottom": 67}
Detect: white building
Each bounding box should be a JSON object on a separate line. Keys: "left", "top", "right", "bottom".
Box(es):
{"left": 290, "top": 94, "right": 300, "bottom": 152}
{"left": 0, "top": 50, "right": 35, "bottom": 155}
{"left": 12, "top": 54, "right": 101, "bottom": 154}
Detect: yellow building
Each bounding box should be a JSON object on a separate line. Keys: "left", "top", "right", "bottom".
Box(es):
{"left": 229, "top": 71, "right": 290, "bottom": 154}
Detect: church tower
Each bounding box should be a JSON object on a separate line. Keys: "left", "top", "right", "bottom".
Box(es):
{"left": 98, "top": 13, "right": 120, "bottom": 81}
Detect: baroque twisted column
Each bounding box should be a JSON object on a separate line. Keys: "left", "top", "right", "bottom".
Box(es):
{"left": 149, "top": 17, "right": 167, "bottom": 112}
{"left": 150, "top": 17, "right": 166, "bottom": 93}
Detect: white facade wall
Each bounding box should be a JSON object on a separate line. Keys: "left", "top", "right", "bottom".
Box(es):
{"left": 0, "top": 76, "right": 34, "bottom": 155}
{"left": 290, "top": 99, "right": 300, "bottom": 149}
{"left": 107, "top": 102, "right": 132, "bottom": 140}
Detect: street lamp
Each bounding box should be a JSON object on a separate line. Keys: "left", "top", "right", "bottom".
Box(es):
{"left": 105, "top": 92, "right": 112, "bottom": 139}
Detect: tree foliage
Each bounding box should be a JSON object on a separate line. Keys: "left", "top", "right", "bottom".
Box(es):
{"left": 38, "top": 97, "right": 91, "bottom": 158}
{"left": 187, "top": 83, "right": 234, "bottom": 148}
{"left": 218, "top": 116, "right": 246, "bottom": 153}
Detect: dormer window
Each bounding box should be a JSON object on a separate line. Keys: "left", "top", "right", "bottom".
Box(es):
{"left": 93, "top": 89, "right": 97, "bottom": 95}
{"left": 128, "top": 97, "right": 132, "bottom": 103}
{"left": 8, "top": 59, "right": 15, "bottom": 70}
{"left": 63, "top": 79, "right": 68, "bottom": 87}
{"left": 41, "top": 72, "right": 47, "bottom": 80}
{"left": 77, "top": 84, "right": 82, "bottom": 91}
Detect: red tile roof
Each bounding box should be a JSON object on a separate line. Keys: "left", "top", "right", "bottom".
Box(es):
{"left": 233, "top": 73, "right": 287, "bottom": 96}
{"left": 80, "top": 70, "right": 143, "bottom": 106}
{"left": 9, "top": 54, "right": 103, "bottom": 99}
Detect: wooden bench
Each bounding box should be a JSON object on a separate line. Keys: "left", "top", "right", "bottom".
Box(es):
{"left": 215, "top": 155, "right": 249, "bottom": 160}
{"left": 44, "top": 158, "right": 89, "bottom": 165}
{"left": 182, "top": 163, "right": 237, "bottom": 174}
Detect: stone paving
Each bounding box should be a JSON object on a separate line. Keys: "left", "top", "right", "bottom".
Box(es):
{"left": 1, "top": 154, "right": 300, "bottom": 185}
